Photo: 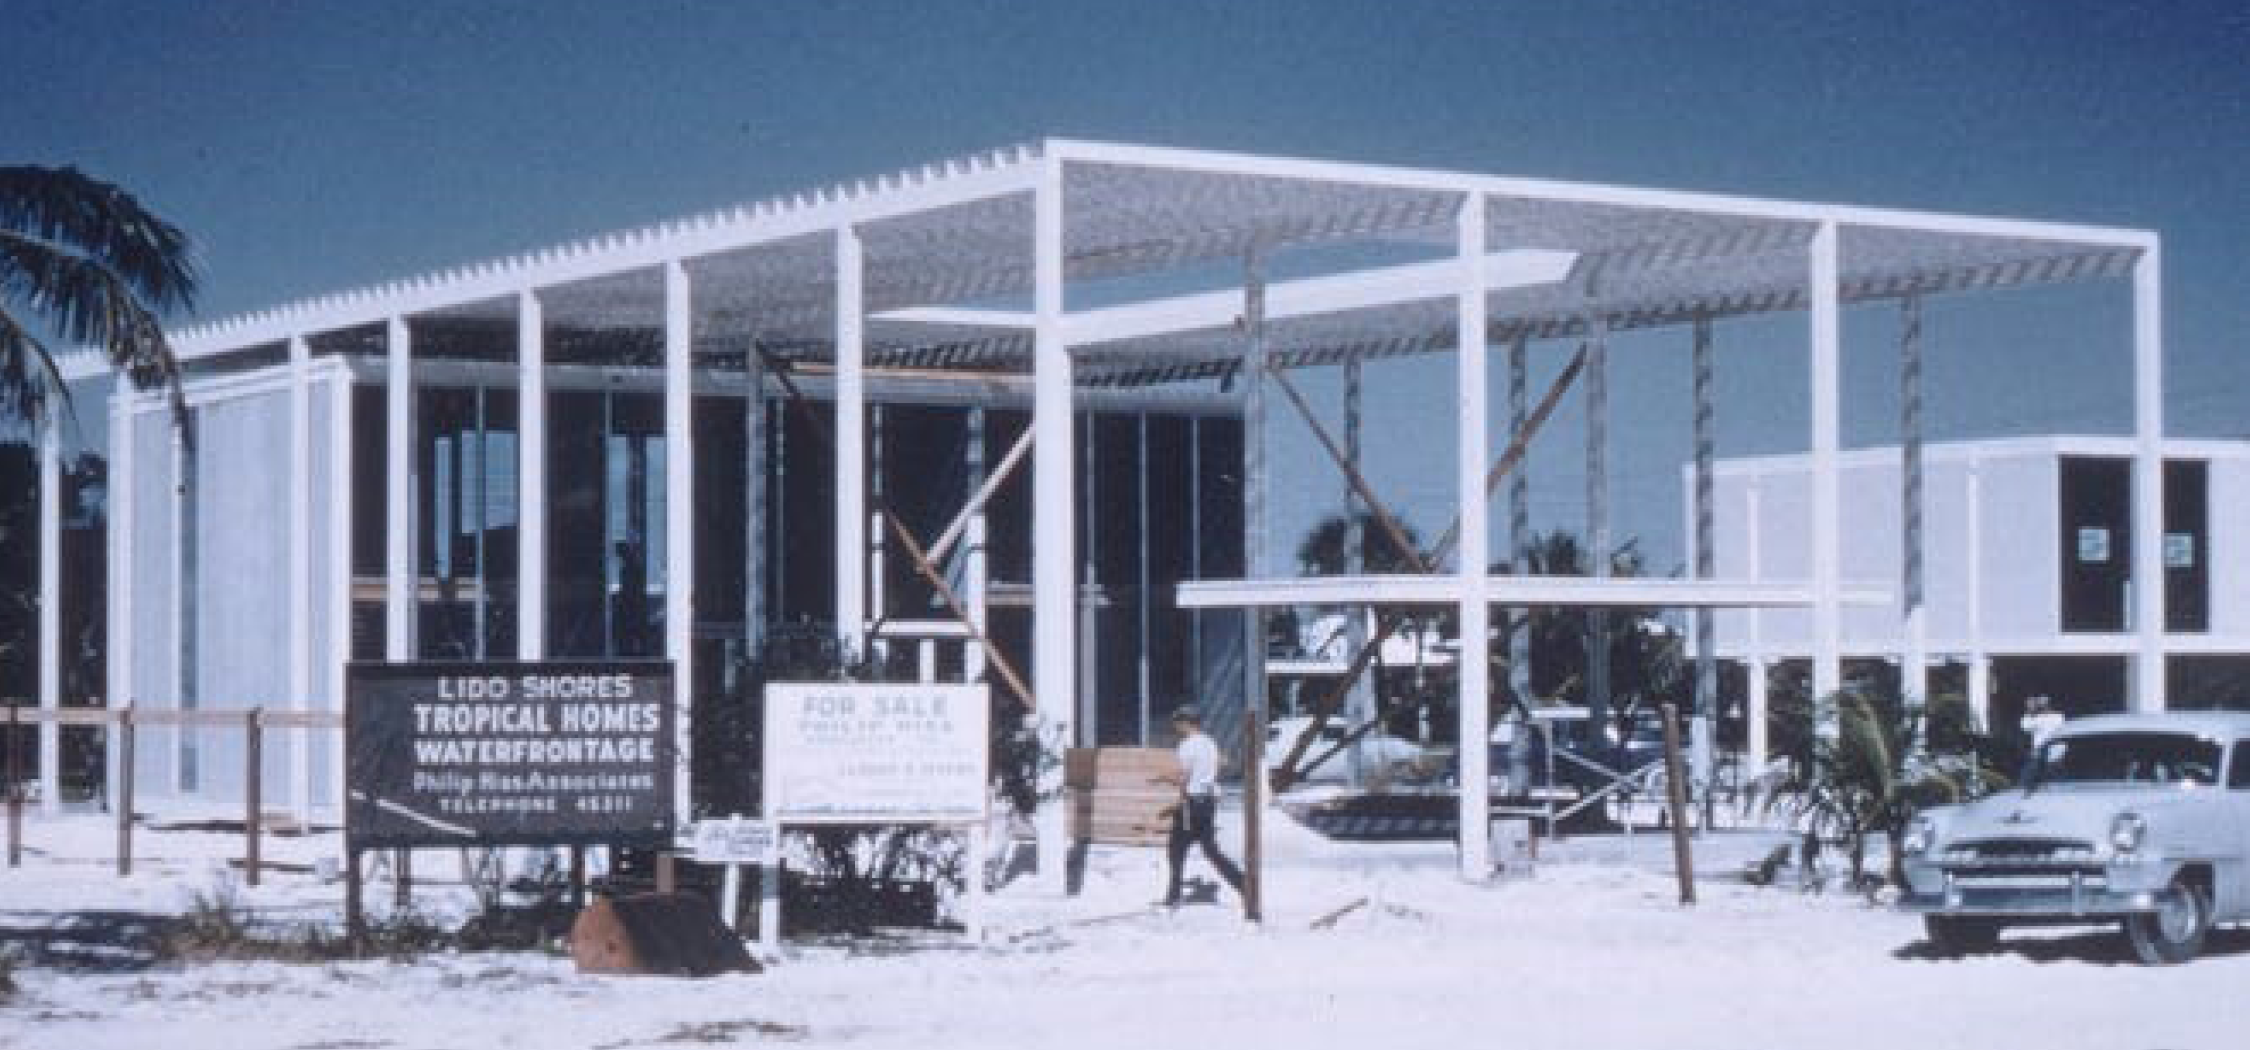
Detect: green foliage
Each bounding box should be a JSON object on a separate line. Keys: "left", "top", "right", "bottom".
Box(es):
{"left": 1780, "top": 684, "right": 2009, "bottom": 887}
{"left": 0, "top": 944, "right": 18, "bottom": 1003}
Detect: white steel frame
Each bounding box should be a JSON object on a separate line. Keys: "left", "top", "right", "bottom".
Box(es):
{"left": 52, "top": 139, "right": 2158, "bottom": 885}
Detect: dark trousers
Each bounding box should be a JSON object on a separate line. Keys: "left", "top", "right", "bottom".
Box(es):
{"left": 1164, "top": 794, "right": 1244, "bottom": 903}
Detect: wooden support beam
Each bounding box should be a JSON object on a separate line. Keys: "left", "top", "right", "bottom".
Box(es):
{"left": 756, "top": 346, "right": 1036, "bottom": 712}
{"left": 1269, "top": 345, "right": 1588, "bottom": 787}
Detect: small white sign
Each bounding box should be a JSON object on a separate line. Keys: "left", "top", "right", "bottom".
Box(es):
{"left": 2165, "top": 532, "right": 2196, "bottom": 569}
{"left": 690, "top": 817, "right": 778, "bottom": 864}
{"left": 2077, "top": 527, "right": 2111, "bottom": 564}
{"left": 764, "top": 683, "right": 990, "bottom": 824}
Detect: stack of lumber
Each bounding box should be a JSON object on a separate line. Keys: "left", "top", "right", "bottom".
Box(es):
{"left": 1065, "top": 747, "right": 1180, "bottom": 846}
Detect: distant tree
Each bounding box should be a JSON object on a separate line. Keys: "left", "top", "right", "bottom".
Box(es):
{"left": 1494, "top": 532, "right": 1688, "bottom": 747}
{"left": 1, "top": 165, "right": 196, "bottom": 428}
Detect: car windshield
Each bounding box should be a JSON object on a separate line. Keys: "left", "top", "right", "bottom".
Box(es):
{"left": 2025, "top": 732, "right": 2222, "bottom": 789}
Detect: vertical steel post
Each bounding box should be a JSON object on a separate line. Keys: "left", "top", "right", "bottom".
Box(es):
{"left": 1507, "top": 334, "right": 1531, "bottom": 720}
{"left": 518, "top": 291, "right": 547, "bottom": 660}
{"left": 1031, "top": 152, "right": 1075, "bottom": 893}
{"left": 665, "top": 259, "right": 695, "bottom": 829}
{"left": 1745, "top": 481, "right": 1768, "bottom": 771}
{"left": 746, "top": 349, "right": 767, "bottom": 655}
{"left": 2130, "top": 244, "right": 2166, "bottom": 711}
{"left": 1586, "top": 305, "right": 1612, "bottom": 740}
{"left": 1457, "top": 192, "right": 1492, "bottom": 879}
{"left": 106, "top": 398, "right": 132, "bottom": 823}
{"left": 1242, "top": 248, "right": 1268, "bottom": 921}
{"left": 1901, "top": 293, "right": 1928, "bottom": 739}
{"left": 288, "top": 336, "right": 313, "bottom": 822}
{"left": 1342, "top": 357, "right": 1372, "bottom": 781}
{"left": 1809, "top": 222, "right": 1843, "bottom": 733}
{"left": 1691, "top": 315, "right": 1717, "bottom": 813}
{"left": 836, "top": 227, "right": 868, "bottom": 660}
{"left": 386, "top": 315, "right": 415, "bottom": 661}
{"left": 36, "top": 412, "right": 60, "bottom": 812}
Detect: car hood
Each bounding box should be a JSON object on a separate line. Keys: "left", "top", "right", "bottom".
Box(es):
{"left": 1938, "top": 787, "right": 2192, "bottom": 845}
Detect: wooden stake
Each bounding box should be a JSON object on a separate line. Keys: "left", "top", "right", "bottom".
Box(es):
{"left": 1660, "top": 701, "right": 1697, "bottom": 906}
{"left": 344, "top": 847, "right": 365, "bottom": 943}
{"left": 395, "top": 848, "right": 412, "bottom": 912}
{"left": 569, "top": 845, "right": 587, "bottom": 909}
{"left": 245, "top": 708, "right": 263, "bottom": 887}
{"left": 117, "top": 708, "right": 135, "bottom": 877}
{"left": 6, "top": 704, "right": 20, "bottom": 868}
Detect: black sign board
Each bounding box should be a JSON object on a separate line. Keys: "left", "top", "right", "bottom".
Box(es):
{"left": 346, "top": 661, "right": 675, "bottom": 848}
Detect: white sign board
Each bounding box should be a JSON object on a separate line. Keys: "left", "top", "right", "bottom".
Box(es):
{"left": 763, "top": 683, "right": 990, "bottom": 824}
{"left": 690, "top": 817, "right": 778, "bottom": 864}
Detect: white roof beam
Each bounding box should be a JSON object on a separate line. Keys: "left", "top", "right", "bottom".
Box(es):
{"left": 1175, "top": 574, "right": 1890, "bottom": 609}
{"left": 875, "top": 248, "right": 1576, "bottom": 345}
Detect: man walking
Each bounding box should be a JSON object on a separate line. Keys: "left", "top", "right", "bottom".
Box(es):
{"left": 1162, "top": 706, "right": 1244, "bottom": 907}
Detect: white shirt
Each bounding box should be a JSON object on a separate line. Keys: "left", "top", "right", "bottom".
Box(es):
{"left": 1177, "top": 732, "right": 1221, "bottom": 797}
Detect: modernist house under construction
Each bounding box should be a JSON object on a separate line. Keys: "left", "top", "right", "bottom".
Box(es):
{"left": 15, "top": 140, "right": 2169, "bottom": 877}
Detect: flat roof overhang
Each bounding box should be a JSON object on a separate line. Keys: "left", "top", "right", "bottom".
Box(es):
{"left": 65, "top": 138, "right": 2150, "bottom": 390}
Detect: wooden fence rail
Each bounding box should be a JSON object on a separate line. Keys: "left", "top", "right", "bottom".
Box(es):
{"left": 5, "top": 704, "right": 342, "bottom": 883}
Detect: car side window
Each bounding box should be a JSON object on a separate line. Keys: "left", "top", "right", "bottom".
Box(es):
{"left": 2230, "top": 741, "right": 2250, "bottom": 790}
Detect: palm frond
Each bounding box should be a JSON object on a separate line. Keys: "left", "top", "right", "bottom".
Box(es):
{"left": 0, "top": 166, "right": 196, "bottom": 310}
{"left": 0, "top": 228, "right": 190, "bottom": 434}
{"left": 0, "top": 304, "right": 69, "bottom": 424}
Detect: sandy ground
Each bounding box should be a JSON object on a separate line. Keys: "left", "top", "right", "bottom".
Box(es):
{"left": 1, "top": 806, "right": 2240, "bottom": 1050}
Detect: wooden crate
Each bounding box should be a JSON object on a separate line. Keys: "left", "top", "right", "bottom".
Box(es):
{"left": 1065, "top": 748, "right": 1180, "bottom": 846}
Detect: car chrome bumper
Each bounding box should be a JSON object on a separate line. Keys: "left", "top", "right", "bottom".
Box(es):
{"left": 1899, "top": 869, "right": 2168, "bottom": 917}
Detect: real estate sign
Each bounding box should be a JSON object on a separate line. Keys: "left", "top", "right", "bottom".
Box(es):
{"left": 763, "top": 682, "right": 989, "bottom": 824}
{"left": 345, "top": 661, "right": 675, "bottom": 848}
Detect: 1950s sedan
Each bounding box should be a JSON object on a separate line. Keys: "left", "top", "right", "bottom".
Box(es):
{"left": 1899, "top": 711, "right": 2250, "bottom": 964}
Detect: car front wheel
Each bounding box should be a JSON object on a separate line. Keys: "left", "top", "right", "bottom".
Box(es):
{"left": 1923, "top": 914, "right": 2003, "bottom": 954}
{"left": 2123, "top": 875, "right": 2211, "bottom": 965}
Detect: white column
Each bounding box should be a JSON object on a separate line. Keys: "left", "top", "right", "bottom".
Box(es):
{"left": 664, "top": 259, "right": 696, "bottom": 827}
{"left": 1808, "top": 222, "right": 1843, "bottom": 731}
{"left": 835, "top": 227, "right": 868, "bottom": 658}
{"left": 1746, "top": 658, "right": 1770, "bottom": 773}
{"left": 1965, "top": 456, "right": 1988, "bottom": 729}
{"left": 1745, "top": 481, "right": 1767, "bottom": 770}
{"left": 1032, "top": 159, "right": 1075, "bottom": 892}
{"left": 328, "top": 372, "right": 353, "bottom": 810}
{"left": 1900, "top": 294, "right": 1928, "bottom": 731}
{"left": 36, "top": 411, "right": 61, "bottom": 812}
{"left": 1968, "top": 656, "right": 1992, "bottom": 731}
{"left": 1456, "top": 191, "right": 1492, "bottom": 879}
{"left": 105, "top": 396, "right": 132, "bottom": 809}
{"left": 385, "top": 316, "right": 415, "bottom": 661}
{"left": 2130, "top": 244, "right": 2166, "bottom": 712}
{"left": 518, "top": 292, "right": 546, "bottom": 660}
{"left": 288, "top": 335, "right": 313, "bottom": 819}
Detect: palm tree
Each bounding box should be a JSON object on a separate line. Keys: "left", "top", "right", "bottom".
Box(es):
{"left": 1, "top": 165, "right": 194, "bottom": 429}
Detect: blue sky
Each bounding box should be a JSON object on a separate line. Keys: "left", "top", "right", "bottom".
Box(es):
{"left": 5, "top": 0, "right": 2245, "bottom": 571}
